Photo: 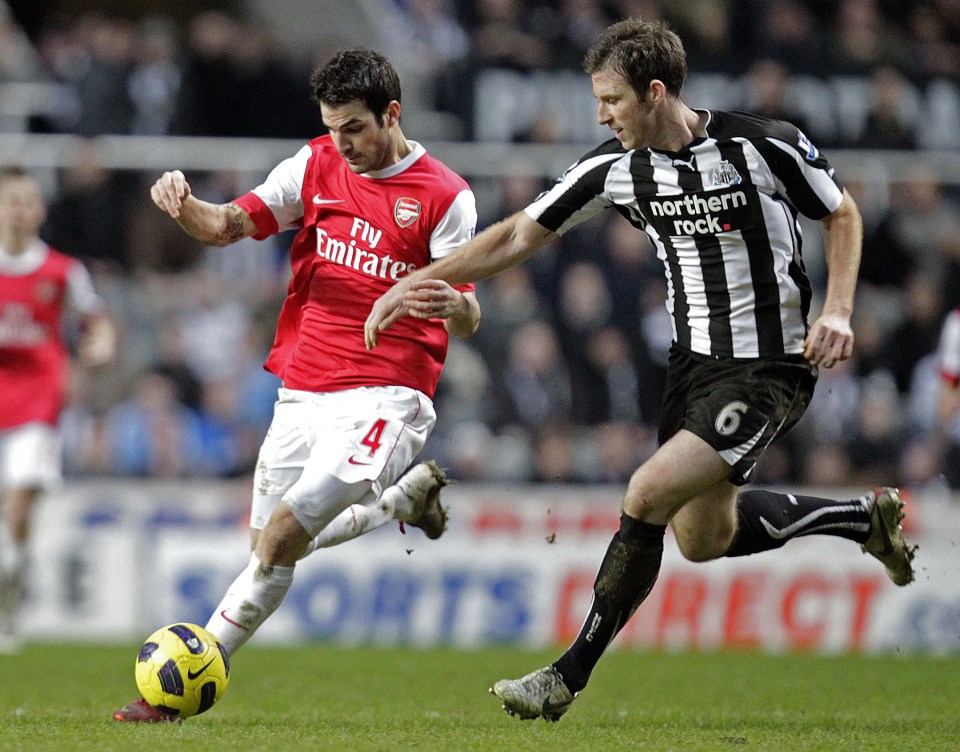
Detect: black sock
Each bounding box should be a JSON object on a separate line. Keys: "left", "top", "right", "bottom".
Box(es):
{"left": 554, "top": 514, "right": 666, "bottom": 694}
{"left": 725, "top": 489, "right": 871, "bottom": 557}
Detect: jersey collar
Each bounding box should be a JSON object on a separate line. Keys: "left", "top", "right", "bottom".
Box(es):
{"left": 361, "top": 141, "right": 426, "bottom": 179}
{"left": 0, "top": 239, "right": 49, "bottom": 275}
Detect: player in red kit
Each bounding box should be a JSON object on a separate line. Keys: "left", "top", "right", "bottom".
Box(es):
{"left": 937, "top": 307, "right": 960, "bottom": 487}
{"left": 0, "top": 167, "right": 115, "bottom": 653}
{"left": 114, "top": 48, "right": 481, "bottom": 721}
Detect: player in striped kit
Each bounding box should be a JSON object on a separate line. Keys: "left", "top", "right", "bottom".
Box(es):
{"left": 115, "top": 48, "right": 481, "bottom": 721}
{"left": 0, "top": 168, "right": 115, "bottom": 653}
{"left": 366, "top": 19, "right": 916, "bottom": 720}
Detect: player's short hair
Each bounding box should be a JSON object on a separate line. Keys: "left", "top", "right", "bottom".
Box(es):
{"left": 0, "top": 165, "right": 29, "bottom": 182}
{"left": 310, "top": 47, "right": 401, "bottom": 118}
{"left": 583, "top": 19, "right": 687, "bottom": 98}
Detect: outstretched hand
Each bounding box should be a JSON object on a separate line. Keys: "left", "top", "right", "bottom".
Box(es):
{"left": 364, "top": 279, "right": 467, "bottom": 348}
{"left": 803, "top": 311, "right": 853, "bottom": 369}
{"left": 365, "top": 279, "right": 413, "bottom": 349}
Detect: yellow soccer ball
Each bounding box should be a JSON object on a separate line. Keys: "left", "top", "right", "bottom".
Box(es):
{"left": 134, "top": 623, "right": 230, "bottom": 719}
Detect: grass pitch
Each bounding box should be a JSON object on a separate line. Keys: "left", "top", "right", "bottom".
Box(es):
{"left": 0, "top": 643, "right": 957, "bottom": 752}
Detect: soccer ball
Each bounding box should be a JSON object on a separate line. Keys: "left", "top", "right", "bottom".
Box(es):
{"left": 135, "top": 623, "right": 230, "bottom": 718}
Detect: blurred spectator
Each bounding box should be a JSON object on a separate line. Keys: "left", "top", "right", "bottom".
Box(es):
{"left": 43, "top": 139, "right": 136, "bottom": 274}
{"left": 499, "top": 319, "right": 573, "bottom": 431}
{"left": 868, "top": 165, "right": 960, "bottom": 287}
{"left": 802, "top": 441, "right": 854, "bottom": 487}
{"left": 742, "top": 59, "right": 814, "bottom": 137}
{"left": 125, "top": 173, "right": 207, "bottom": 274}
{"left": 590, "top": 421, "right": 655, "bottom": 483}
{"left": 72, "top": 14, "right": 137, "bottom": 135}
{"left": 803, "top": 357, "right": 862, "bottom": 444}
{"left": 878, "top": 271, "right": 946, "bottom": 394}
{"left": 754, "top": 0, "right": 828, "bottom": 74}
{"left": 670, "top": 1, "right": 738, "bottom": 74}
{"left": 149, "top": 315, "right": 204, "bottom": 411}
{"left": 389, "top": 0, "right": 470, "bottom": 79}
{"left": 905, "top": 3, "right": 960, "bottom": 78}
{"left": 853, "top": 67, "right": 918, "bottom": 150}
{"left": 843, "top": 372, "right": 904, "bottom": 486}
{"left": 127, "top": 16, "right": 183, "bottom": 136}
{"left": 532, "top": 421, "right": 582, "bottom": 483}
{"left": 584, "top": 326, "right": 641, "bottom": 425}
{"left": 168, "top": 12, "right": 316, "bottom": 139}
{"left": 463, "top": 0, "right": 554, "bottom": 72}
{"left": 193, "top": 377, "right": 249, "bottom": 477}
{"left": 0, "top": 0, "right": 44, "bottom": 82}
{"left": 553, "top": 0, "right": 612, "bottom": 71}
{"left": 168, "top": 11, "right": 241, "bottom": 137}
{"left": 827, "top": 0, "right": 906, "bottom": 75}
{"left": 103, "top": 367, "right": 204, "bottom": 477}
{"left": 226, "top": 18, "right": 317, "bottom": 139}
{"left": 474, "top": 264, "right": 548, "bottom": 371}
{"left": 636, "top": 275, "right": 671, "bottom": 424}
{"left": 170, "top": 269, "right": 254, "bottom": 383}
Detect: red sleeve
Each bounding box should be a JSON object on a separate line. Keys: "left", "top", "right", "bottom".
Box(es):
{"left": 234, "top": 192, "right": 279, "bottom": 240}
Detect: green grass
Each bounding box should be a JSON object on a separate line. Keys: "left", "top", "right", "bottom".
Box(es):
{"left": 0, "top": 643, "right": 957, "bottom": 751}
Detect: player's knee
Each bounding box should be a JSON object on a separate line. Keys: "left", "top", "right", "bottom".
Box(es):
{"left": 673, "top": 524, "right": 735, "bottom": 562}
{"left": 256, "top": 506, "right": 311, "bottom": 565}
{"left": 622, "top": 476, "right": 674, "bottom": 522}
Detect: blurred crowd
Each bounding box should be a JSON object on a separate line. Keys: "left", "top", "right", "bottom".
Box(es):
{"left": 1, "top": 0, "right": 959, "bottom": 494}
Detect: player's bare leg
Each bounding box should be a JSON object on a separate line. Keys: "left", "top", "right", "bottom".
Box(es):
{"left": 0, "top": 487, "right": 37, "bottom": 654}
{"left": 115, "top": 504, "right": 305, "bottom": 723}
{"left": 301, "top": 460, "right": 450, "bottom": 553}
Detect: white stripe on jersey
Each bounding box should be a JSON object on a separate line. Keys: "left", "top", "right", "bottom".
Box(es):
{"left": 525, "top": 152, "right": 621, "bottom": 234}
{"left": 766, "top": 138, "right": 844, "bottom": 213}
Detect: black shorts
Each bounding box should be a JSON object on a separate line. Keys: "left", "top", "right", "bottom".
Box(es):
{"left": 658, "top": 345, "right": 818, "bottom": 485}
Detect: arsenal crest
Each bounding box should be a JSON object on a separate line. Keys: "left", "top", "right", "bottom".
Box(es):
{"left": 394, "top": 197, "right": 421, "bottom": 228}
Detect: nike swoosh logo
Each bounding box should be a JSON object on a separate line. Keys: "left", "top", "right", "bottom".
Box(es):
{"left": 187, "top": 659, "right": 215, "bottom": 680}
{"left": 759, "top": 503, "right": 867, "bottom": 540}
{"left": 219, "top": 609, "right": 249, "bottom": 630}
{"left": 313, "top": 195, "right": 344, "bottom": 205}
{"left": 347, "top": 456, "right": 373, "bottom": 465}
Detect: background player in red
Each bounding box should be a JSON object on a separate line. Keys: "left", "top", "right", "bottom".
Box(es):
{"left": 937, "top": 307, "right": 960, "bottom": 486}
{"left": 0, "top": 167, "right": 115, "bottom": 653}
{"left": 114, "top": 48, "right": 481, "bottom": 721}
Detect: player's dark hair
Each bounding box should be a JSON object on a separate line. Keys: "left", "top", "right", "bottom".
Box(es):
{"left": 583, "top": 19, "right": 687, "bottom": 97}
{"left": 0, "top": 166, "right": 29, "bottom": 181}
{"left": 310, "top": 47, "right": 401, "bottom": 118}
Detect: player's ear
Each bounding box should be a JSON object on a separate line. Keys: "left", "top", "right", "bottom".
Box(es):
{"left": 384, "top": 100, "right": 401, "bottom": 128}
{"left": 647, "top": 80, "right": 667, "bottom": 103}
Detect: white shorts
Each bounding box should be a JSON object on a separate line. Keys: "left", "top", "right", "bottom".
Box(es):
{"left": 251, "top": 386, "right": 437, "bottom": 537}
{"left": 0, "top": 422, "right": 62, "bottom": 491}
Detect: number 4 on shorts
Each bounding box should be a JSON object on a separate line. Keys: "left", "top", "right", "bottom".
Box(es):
{"left": 360, "top": 418, "right": 387, "bottom": 455}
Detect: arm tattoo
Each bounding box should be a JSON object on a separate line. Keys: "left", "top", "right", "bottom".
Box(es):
{"left": 213, "top": 203, "right": 247, "bottom": 246}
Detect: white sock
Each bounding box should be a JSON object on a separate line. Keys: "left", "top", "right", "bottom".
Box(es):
{"left": 204, "top": 553, "right": 294, "bottom": 655}
{"left": 0, "top": 541, "right": 25, "bottom": 629}
{"left": 302, "top": 484, "right": 411, "bottom": 555}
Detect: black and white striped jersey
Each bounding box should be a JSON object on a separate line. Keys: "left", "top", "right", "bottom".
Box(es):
{"left": 524, "top": 110, "right": 845, "bottom": 359}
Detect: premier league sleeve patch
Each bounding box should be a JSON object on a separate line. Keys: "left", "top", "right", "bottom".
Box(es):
{"left": 796, "top": 131, "right": 819, "bottom": 161}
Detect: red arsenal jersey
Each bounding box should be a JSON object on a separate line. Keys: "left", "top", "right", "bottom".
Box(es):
{"left": 0, "top": 241, "right": 103, "bottom": 429}
{"left": 940, "top": 307, "right": 960, "bottom": 388}
{"left": 234, "top": 137, "right": 476, "bottom": 398}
